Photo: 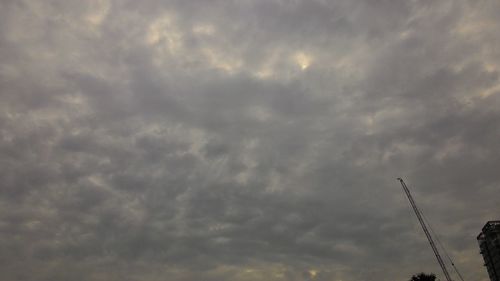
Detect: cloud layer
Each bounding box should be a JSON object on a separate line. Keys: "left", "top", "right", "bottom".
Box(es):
{"left": 1, "top": 0, "right": 499, "bottom": 280}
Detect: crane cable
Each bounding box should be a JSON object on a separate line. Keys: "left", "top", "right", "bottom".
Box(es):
{"left": 420, "top": 211, "right": 466, "bottom": 281}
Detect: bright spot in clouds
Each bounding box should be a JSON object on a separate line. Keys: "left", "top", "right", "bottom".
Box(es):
{"left": 293, "top": 51, "right": 313, "bottom": 70}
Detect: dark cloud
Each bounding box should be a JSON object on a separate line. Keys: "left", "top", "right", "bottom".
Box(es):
{"left": 1, "top": 0, "right": 499, "bottom": 280}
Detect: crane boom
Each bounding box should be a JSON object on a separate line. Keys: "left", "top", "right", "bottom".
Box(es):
{"left": 397, "top": 178, "right": 452, "bottom": 281}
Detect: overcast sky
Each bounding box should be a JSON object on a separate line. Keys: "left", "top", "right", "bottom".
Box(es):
{"left": 1, "top": 0, "right": 500, "bottom": 280}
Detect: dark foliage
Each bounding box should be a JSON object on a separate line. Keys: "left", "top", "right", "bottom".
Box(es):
{"left": 409, "top": 273, "right": 437, "bottom": 281}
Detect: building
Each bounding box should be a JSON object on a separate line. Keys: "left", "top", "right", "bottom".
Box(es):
{"left": 478, "top": 221, "right": 500, "bottom": 281}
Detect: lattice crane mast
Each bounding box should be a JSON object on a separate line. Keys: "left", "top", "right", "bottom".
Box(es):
{"left": 397, "top": 178, "right": 452, "bottom": 281}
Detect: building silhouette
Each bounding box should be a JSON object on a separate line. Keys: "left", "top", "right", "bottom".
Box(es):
{"left": 478, "top": 221, "right": 500, "bottom": 281}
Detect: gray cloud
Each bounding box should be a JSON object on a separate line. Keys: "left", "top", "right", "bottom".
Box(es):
{"left": 1, "top": 0, "right": 499, "bottom": 280}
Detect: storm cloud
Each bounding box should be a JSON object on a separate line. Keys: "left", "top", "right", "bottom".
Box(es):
{"left": 1, "top": 1, "right": 499, "bottom": 280}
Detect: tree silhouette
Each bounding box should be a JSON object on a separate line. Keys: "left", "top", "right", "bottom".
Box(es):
{"left": 409, "top": 273, "right": 437, "bottom": 281}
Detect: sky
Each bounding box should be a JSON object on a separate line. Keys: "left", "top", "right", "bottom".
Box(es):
{"left": 0, "top": 0, "right": 499, "bottom": 280}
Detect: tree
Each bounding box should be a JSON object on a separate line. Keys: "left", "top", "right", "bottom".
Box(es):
{"left": 409, "top": 273, "right": 437, "bottom": 281}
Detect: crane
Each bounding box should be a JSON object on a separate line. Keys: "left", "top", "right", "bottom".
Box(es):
{"left": 397, "top": 178, "right": 453, "bottom": 281}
